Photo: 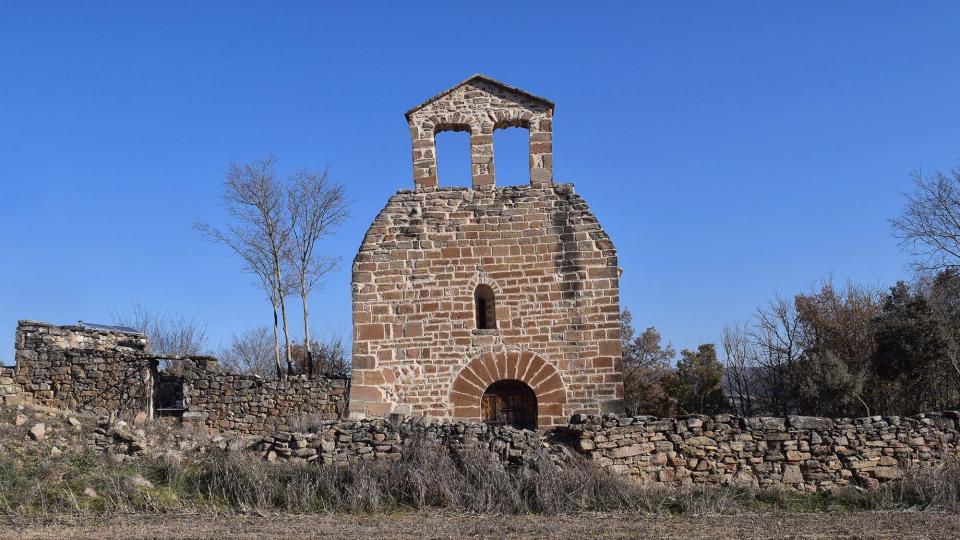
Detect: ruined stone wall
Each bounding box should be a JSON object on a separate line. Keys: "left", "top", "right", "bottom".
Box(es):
{"left": 0, "top": 365, "right": 25, "bottom": 406}
{"left": 255, "top": 416, "right": 567, "bottom": 466}
{"left": 253, "top": 412, "right": 960, "bottom": 492}
{"left": 178, "top": 357, "right": 347, "bottom": 435}
{"left": 14, "top": 320, "right": 152, "bottom": 414}
{"left": 351, "top": 184, "right": 623, "bottom": 427}
{"left": 12, "top": 321, "right": 346, "bottom": 435}
{"left": 563, "top": 413, "right": 960, "bottom": 491}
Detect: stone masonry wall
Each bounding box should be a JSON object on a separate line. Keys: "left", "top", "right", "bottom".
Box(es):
{"left": 0, "top": 365, "right": 25, "bottom": 406}
{"left": 254, "top": 416, "right": 570, "bottom": 467}
{"left": 178, "top": 356, "right": 347, "bottom": 435}
{"left": 13, "top": 321, "right": 346, "bottom": 435}
{"left": 14, "top": 320, "right": 152, "bottom": 414}
{"left": 350, "top": 184, "right": 623, "bottom": 427}
{"left": 563, "top": 412, "right": 960, "bottom": 491}
{"left": 406, "top": 75, "right": 554, "bottom": 189}
{"left": 252, "top": 412, "right": 960, "bottom": 493}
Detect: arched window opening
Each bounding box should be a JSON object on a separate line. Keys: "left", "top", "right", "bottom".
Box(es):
{"left": 474, "top": 284, "right": 497, "bottom": 330}
{"left": 482, "top": 380, "right": 537, "bottom": 430}
{"left": 435, "top": 128, "right": 471, "bottom": 187}
{"left": 493, "top": 125, "right": 530, "bottom": 185}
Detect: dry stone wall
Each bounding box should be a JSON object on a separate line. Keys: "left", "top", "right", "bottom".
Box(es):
{"left": 0, "top": 365, "right": 24, "bottom": 406}
{"left": 255, "top": 416, "right": 571, "bottom": 467}
{"left": 563, "top": 412, "right": 960, "bottom": 491}
{"left": 249, "top": 411, "right": 960, "bottom": 493}
{"left": 350, "top": 184, "right": 624, "bottom": 427}
{"left": 177, "top": 356, "right": 347, "bottom": 435}
{"left": 12, "top": 321, "right": 346, "bottom": 435}
{"left": 14, "top": 320, "right": 152, "bottom": 413}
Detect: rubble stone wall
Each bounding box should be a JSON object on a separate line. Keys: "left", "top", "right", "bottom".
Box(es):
{"left": 0, "top": 365, "right": 25, "bottom": 406}
{"left": 177, "top": 356, "right": 348, "bottom": 435}
{"left": 14, "top": 320, "right": 152, "bottom": 414}
{"left": 350, "top": 184, "right": 623, "bottom": 427}
{"left": 13, "top": 321, "right": 347, "bottom": 435}
{"left": 562, "top": 413, "right": 960, "bottom": 491}
{"left": 252, "top": 411, "right": 960, "bottom": 492}
{"left": 254, "top": 416, "right": 567, "bottom": 467}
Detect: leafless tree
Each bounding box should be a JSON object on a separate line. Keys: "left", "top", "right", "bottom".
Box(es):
{"left": 722, "top": 323, "right": 755, "bottom": 417}
{"left": 891, "top": 169, "right": 960, "bottom": 271}
{"left": 286, "top": 169, "right": 349, "bottom": 377}
{"left": 113, "top": 303, "right": 207, "bottom": 371}
{"left": 219, "top": 327, "right": 276, "bottom": 377}
{"left": 748, "top": 295, "right": 803, "bottom": 416}
{"left": 195, "top": 157, "right": 295, "bottom": 377}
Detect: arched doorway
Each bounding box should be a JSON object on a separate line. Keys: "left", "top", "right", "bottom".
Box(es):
{"left": 481, "top": 380, "right": 537, "bottom": 430}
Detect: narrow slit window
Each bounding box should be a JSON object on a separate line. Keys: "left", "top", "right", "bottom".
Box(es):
{"left": 474, "top": 284, "right": 497, "bottom": 330}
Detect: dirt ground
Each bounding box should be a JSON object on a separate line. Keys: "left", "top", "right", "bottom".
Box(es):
{"left": 1, "top": 511, "right": 958, "bottom": 539}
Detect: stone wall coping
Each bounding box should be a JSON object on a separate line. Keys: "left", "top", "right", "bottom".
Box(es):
{"left": 567, "top": 411, "right": 960, "bottom": 429}
{"left": 18, "top": 319, "right": 137, "bottom": 335}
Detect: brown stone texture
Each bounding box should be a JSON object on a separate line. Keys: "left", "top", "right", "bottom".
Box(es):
{"left": 564, "top": 412, "right": 960, "bottom": 491}
{"left": 0, "top": 365, "right": 25, "bottom": 405}
{"left": 14, "top": 320, "right": 152, "bottom": 413}
{"left": 350, "top": 183, "right": 624, "bottom": 427}
{"left": 12, "top": 321, "right": 347, "bottom": 435}
{"left": 178, "top": 357, "right": 347, "bottom": 435}
{"left": 406, "top": 74, "right": 554, "bottom": 189}
{"left": 254, "top": 411, "right": 960, "bottom": 493}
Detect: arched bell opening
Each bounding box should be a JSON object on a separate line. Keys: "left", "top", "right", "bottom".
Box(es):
{"left": 481, "top": 379, "right": 537, "bottom": 430}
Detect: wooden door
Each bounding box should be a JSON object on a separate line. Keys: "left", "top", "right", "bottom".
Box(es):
{"left": 481, "top": 380, "right": 537, "bottom": 430}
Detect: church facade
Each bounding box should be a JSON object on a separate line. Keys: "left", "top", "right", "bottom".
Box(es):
{"left": 349, "top": 75, "right": 623, "bottom": 428}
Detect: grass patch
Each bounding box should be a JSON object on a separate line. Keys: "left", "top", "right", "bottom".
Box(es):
{"left": 1, "top": 441, "right": 958, "bottom": 517}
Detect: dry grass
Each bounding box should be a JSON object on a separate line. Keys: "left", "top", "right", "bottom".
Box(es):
{"left": 1, "top": 438, "right": 959, "bottom": 518}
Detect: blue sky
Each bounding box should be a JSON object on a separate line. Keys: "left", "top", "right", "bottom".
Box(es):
{"left": 2, "top": 2, "right": 959, "bottom": 363}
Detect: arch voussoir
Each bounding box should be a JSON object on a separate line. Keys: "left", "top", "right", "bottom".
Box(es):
{"left": 449, "top": 350, "right": 568, "bottom": 428}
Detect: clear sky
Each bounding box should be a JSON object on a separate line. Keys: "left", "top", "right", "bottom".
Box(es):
{"left": 2, "top": 2, "right": 959, "bottom": 363}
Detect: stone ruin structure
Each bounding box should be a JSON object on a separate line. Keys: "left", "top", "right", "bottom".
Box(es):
{"left": 349, "top": 75, "right": 625, "bottom": 428}
{"left": 6, "top": 320, "right": 959, "bottom": 492}
{"left": 7, "top": 320, "right": 346, "bottom": 435}
{"left": 3, "top": 75, "right": 960, "bottom": 492}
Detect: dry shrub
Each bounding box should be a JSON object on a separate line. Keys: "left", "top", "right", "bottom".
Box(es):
{"left": 848, "top": 457, "right": 960, "bottom": 511}
{"left": 4, "top": 441, "right": 960, "bottom": 517}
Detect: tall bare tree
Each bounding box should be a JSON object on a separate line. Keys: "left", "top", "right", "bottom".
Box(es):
{"left": 286, "top": 169, "right": 349, "bottom": 376}
{"left": 891, "top": 169, "right": 960, "bottom": 271}
{"left": 195, "top": 157, "right": 295, "bottom": 377}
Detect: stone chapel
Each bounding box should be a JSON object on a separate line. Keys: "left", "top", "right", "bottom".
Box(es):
{"left": 349, "top": 75, "right": 624, "bottom": 429}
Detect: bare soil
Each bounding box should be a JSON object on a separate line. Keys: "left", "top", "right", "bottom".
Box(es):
{"left": 2, "top": 511, "right": 958, "bottom": 539}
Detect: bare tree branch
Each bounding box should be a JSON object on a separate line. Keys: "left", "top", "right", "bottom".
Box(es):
{"left": 891, "top": 169, "right": 960, "bottom": 271}
{"left": 112, "top": 303, "right": 207, "bottom": 373}
{"left": 194, "top": 157, "right": 295, "bottom": 378}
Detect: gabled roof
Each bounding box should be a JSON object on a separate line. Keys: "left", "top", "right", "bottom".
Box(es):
{"left": 404, "top": 74, "right": 555, "bottom": 119}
